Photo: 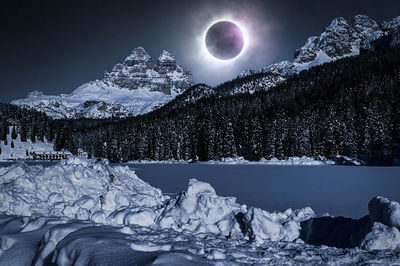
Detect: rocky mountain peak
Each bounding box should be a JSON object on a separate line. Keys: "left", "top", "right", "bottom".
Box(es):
{"left": 382, "top": 16, "right": 400, "bottom": 31}
{"left": 353, "top": 15, "right": 380, "bottom": 34}
{"left": 158, "top": 50, "right": 176, "bottom": 63}
{"left": 326, "top": 17, "right": 352, "bottom": 31}
{"left": 27, "top": 90, "right": 44, "bottom": 98}
{"left": 123, "top": 47, "right": 153, "bottom": 66}
{"left": 103, "top": 47, "right": 192, "bottom": 95}
{"left": 239, "top": 14, "right": 400, "bottom": 81}
{"left": 13, "top": 47, "right": 192, "bottom": 119}
{"left": 295, "top": 17, "right": 359, "bottom": 64}
{"left": 352, "top": 15, "right": 382, "bottom": 49}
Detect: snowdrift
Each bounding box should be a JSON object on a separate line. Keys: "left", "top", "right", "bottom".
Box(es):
{"left": 0, "top": 158, "right": 399, "bottom": 264}
{"left": 0, "top": 157, "right": 313, "bottom": 243}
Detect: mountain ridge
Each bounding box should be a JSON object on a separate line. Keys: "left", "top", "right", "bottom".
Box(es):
{"left": 12, "top": 48, "right": 192, "bottom": 119}
{"left": 240, "top": 14, "right": 399, "bottom": 78}
{"left": 11, "top": 14, "right": 400, "bottom": 119}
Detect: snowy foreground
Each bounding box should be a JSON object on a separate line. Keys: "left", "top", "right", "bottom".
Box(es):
{"left": 0, "top": 158, "right": 399, "bottom": 265}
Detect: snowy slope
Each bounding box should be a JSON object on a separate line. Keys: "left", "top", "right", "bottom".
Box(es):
{"left": 240, "top": 15, "right": 400, "bottom": 78}
{"left": 173, "top": 15, "right": 400, "bottom": 107}
{"left": 0, "top": 126, "right": 63, "bottom": 161}
{"left": 0, "top": 158, "right": 399, "bottom": 264}
{"left": 12, "top": 48, "right": 192, "bottom": 119}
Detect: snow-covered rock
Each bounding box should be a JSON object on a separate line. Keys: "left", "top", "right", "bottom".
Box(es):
{"left": 12, "top": 48, "right": 192, "bottom": 119}
{"left": 299, "top": 215, "right": 372, "bottom": 248}
{"left": 360, "top": 222, "right": 400, "bottom": 251}
{"left": 368, "top": 196, "right": 400, "bottom": 230}
{"left": 243, "top": 207, "right": 315, "bottom": 243}
{"left": 352, "top": 14, "right": 383, "bottom": 49}
{"left": 382, "top": 16, "right": 400, "bottom": 31}
{"left": 238, "top": 69, "right": 256, "bottom": 78}
{"left": 295, "top": 17, "right": 359, "bottom": 64}
{"left": 104, "top": 47, "right": 191, "bottom": 96}
{"left": 157, "top": 179, "right": 245, "bottom": 237}
{"left": 27, "top": 90, "right": 44, "bottom": 98}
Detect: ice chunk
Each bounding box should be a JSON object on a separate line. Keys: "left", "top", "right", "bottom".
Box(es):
{"left": 243, "top": 207, "right": 315, "bottom": 243}
{"left": 157, "top": 179, "right": 245, "bottom": 236}
{"left": 360, "top": 222, "right": 400, "bottom": 250}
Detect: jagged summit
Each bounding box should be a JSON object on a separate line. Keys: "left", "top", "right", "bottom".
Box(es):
{"left": 158, "top": 50, "right": 176, "bottom": 63}
{"left": 352, "top": 15, "right": 382, "bottom": 49}
{"left": 294, "top": 17, "right": 359, "bottom": 64}
{"left": 13, "top": 48, "right": 192, "bottom": 119}
{"left": 123, "top": 47, "right": 153, "bottom": 66}
{"left": 240, "top": 14, "right": 400, "bottom": 79}
{"left": 104, "top": 47, "right": 191, "bottom": 95}
{"left": 353, "top": 15, "right": 380, "bottom": 35}
{"left": 382, "top": 16, "right": 400, "bottom": 31}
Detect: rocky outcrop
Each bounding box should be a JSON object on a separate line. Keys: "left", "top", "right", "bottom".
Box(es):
{"left": 352, "top": 14, "right": 383, "bottom": 49}
{"left": 368, "top": 196, "right": 400, "bottom": 230}
{"left": 104, "top": 47, "right": 191, "bottom": 95}
{"left": 295, "top": 17, "right": 360, "bottom": 64}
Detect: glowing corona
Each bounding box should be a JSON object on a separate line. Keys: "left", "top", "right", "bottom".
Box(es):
{"left": 202, "top": 18, "right": 249, "bottom": 63}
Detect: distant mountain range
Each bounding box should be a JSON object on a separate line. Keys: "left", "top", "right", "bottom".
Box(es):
{"left": 12, "top": 48, "right": 192, "bottom": 119}
{"left": 12, "top": 14, "right": 400, "bottom": 119}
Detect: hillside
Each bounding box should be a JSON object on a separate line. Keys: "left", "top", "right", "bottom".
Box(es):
{"left": 52, "top": 46, "right": 400, "bottom": 165}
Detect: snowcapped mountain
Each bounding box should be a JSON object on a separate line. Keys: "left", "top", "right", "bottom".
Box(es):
{"left": 173, "top": 15, "right": 400, "bottom": 109}
{"left": 240, "top": 15, "right": 400, "bottom": 78}
{"left": 12, "top": 47, "right": 192, "bottom": 119}
{"left": 11, "top": 15, "right": 399, "bottom": 119}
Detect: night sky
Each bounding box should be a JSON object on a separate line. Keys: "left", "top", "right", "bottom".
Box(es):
{"left": 1, "top": 0, "right": 398, "bottom": 103}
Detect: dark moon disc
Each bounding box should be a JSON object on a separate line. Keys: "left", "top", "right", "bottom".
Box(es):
{"left": 205, "top": 21, "right": 244, "bottom": 60}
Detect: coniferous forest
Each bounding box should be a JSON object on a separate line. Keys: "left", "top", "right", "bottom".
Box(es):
{"left": 0, "top": 104, "right": 54, "bottom": 144}
{"left": 2, "top": 47, "right": 400, "bottom": 165}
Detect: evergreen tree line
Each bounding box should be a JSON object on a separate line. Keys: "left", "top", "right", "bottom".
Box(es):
{"left": 56, "top": 47, "right": 400, "bottom": 165}
{"left": 0, "top": 104, "right": 55, "bottom": 144}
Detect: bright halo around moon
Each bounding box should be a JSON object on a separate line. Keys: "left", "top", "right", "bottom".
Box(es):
{"left": 203, "top": 19, "right": 249, "bottom": 62}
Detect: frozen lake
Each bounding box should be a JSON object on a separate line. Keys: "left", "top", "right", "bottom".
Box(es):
{"left": 126, "top": 164, "right": 400, "bottom": 219}
{"left": 1, "top": 162, "right": 399, "bottom": 218}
